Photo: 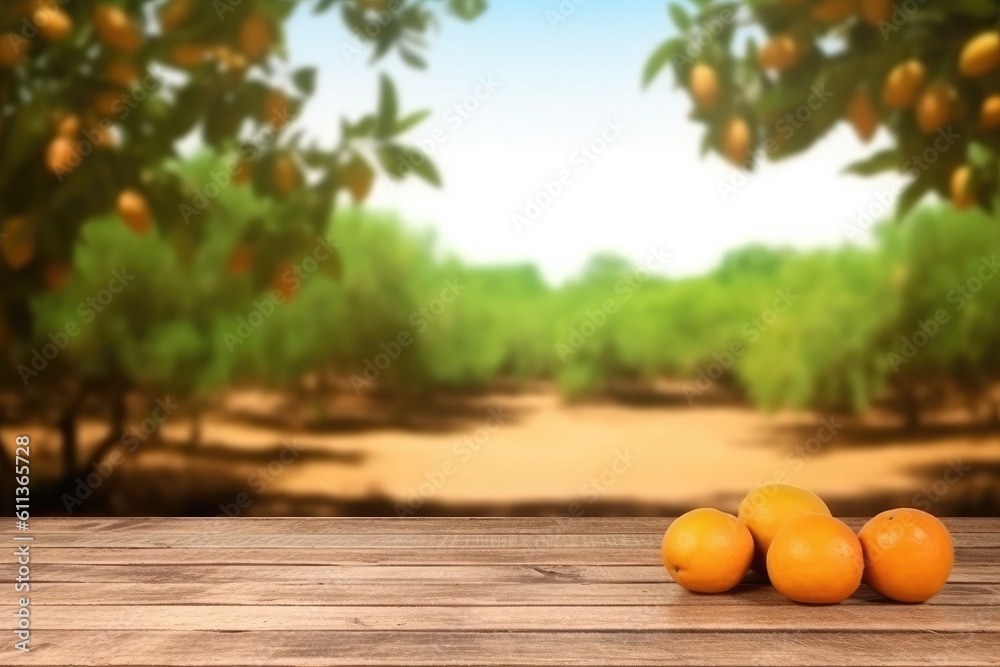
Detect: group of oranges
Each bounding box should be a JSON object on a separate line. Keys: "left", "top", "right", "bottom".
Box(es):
{"left": 661, "top": 484, "right": 954, "bottom": 604}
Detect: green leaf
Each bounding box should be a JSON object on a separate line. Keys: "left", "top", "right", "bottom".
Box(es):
{"left": 448, "top": 0, "right": 488, "bottom": 21}
{"left": 642, "top": 38, "right": 686, "bottom": 89}
{"left": 377, "top": 144, "right": 441, "bottom": 186}
{"left": 375, "top": 74, "right": 398, "bottom": 139}
{"left": 292, "top": 68, "right": 317, "bottom": 96}
{"left": 668, "top": 4, "right": 692, "bottom": 30}
{"left": 393, "top": 110, "right": 431, "bottom": 136}
{"left": 967, "top": 142, "right": 997, "bottom": 170}
{"left": 399, "top": 47, "right": 428, "bottom": 69}
{"left": 843, "top": 150, "right": 901, "bottom": 177}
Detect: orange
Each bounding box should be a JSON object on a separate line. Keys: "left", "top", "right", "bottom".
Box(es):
{"left": 738, "top": 483, "right": 831, "bottom": 576}
{"left": 859, "top": 0, "right": 891, "bottom": 25}
{"left": 810, "top": 0, "right": 855, "bottom": 24}
{"left": 721, "top": 117, "right": 751, "bottom": 166}
{"left": 858, "top": 508, "right": 954, "bottom": 603}
{"left": 980, "top": 94, "right": 1000, "bottom": 131}
{"left": 916, "top": 83, "right": 955, "bottom": 134}
{"left": 0, "top": 33, "right": 26, "bottom": 67}
{"left": 767, "top": 515, "right": 864, "bottom": 604}
{"left": 117, "top": 189, "right": 153, "bottom": 235}
{"left": 93, "top": 4, "right": 142, "bottom": 54}
{"left": 847, "top": 88, "right": 878, "bottom": 143}
{"left": 0, "top": 216, "right": 35, "bottom": 270}
{"left": 661, "top": 508, "right": 753, "bottom": 593}
{"left": 104, "top": 60, "right": 140, "bottom": 88}
{"left": 262, "top": 89, "right": 291, "bottom": 128}
{"left": 883, "top": 60, "right": 925, "bottom": 110}
{"left": 239, "top": 11, "right": 274, "bottom": 61}
{"left": 950, "top": 166, "right": 975, "bottom": 210}
{"left": 273, "top": 155, "right": 299, "bottom": 195}
{"left": 46, "top": 136, "right": 76, "bottom": 175}
{"left": 170, "top": 44, "right": 210, "bottom": 68}
{"left": 35, "top": 6, "right": 73, "bottom": 42}
{"left": 959, "top": 31, "right": 1000, "bottom": 79}
{"left": 57, "top": 114, "right": 81, "bottom": 138}
{"left": 689, "top": 63, "right": 719, "bottom": 110}
{"left": 158, "top": 0, "right": 193, "bottom": 32}
{"left": 758, "top": 35, "right": 801, "bottom": 71}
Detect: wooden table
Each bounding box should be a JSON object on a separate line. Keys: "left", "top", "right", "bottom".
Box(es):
{"left": 3, "top": 517, "right": 998, "bottom": 666}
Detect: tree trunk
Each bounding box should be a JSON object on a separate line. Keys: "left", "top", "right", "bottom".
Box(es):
{"left": 82, "top": 388, "right": 128, "bottom": 474}
{"left": 900, "top": 388, "right": 921, "bottom": 431}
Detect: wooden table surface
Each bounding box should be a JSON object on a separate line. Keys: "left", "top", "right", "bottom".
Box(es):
{"left": 2, "top": 517, "right": 998, "bottom": 666}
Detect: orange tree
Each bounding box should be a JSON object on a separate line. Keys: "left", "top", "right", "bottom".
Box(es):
{"left": 645, "top": 1, "right": 1000, "bottom": 214}
{"left": 0, "top": 0, "right": 484, "bottom": 484}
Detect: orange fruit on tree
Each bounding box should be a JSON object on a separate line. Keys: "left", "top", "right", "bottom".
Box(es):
{"left": 46, "top": 136, "right": 77, "bottom": 175}
{"left": 0, "top": 216, "right": 35, "bottom": 270}
{"left": 847, "top": 88, "right": 878, "bottom": 143}
{"left": 950, "top": 166, "right": 975, "bottom": 210}
{"left": 981, "top": 95, "right": 1000, "bottom": 131}
{"left": 93, "top": 4, "right": 143, "bottom": 54}
{"left": 117, "top": 189, "right": 153, "bottom": 235}
{"left": 273, "top": 155, "right": 300, "bottom": 195}
{"left": 158, "top": 0, "right": 193, "bottom": 32}
{"left": 104, "top": 60, "right": 140, "bottom": 88}
{"left": 0, "top": 33, "right": 26, "bottom": 67}
{"left": 35, "top": 6, "right": 73, "bottom": 42}
{"left": 263, "top": 89, "right": 292, "bottom": 128}
{"left": 689, "top": 63, "right": 719, "bottom": 110}
{"left": 57, "top": 113, "right": 81, "bottom": 138}
{"left": 767, "top": 515, "right": 864, "bottom": 604}
{"left": 959, "top": 31, "right": 1000, "bottom": 79}
{"left": 916, "top": 83, "right": 955, "bottom": 134}
{"left": 758, "top": 35, "right": 802, "bottom": 71}
{"left": 44, "top": 262, "right": 72, "bottom": 290}
{"left": 737, "top": 483, "right": 832, "bottom": 576}
{"left": 858, "top": 508, "right": 953, "bottom": 603}
{"left": 226, "top": 244, "right": 254, "bottom": 276}
{"left": 721, "top": 117, "right": 751, "bottom": 166}
{"left": 661, "top": 508, "right": 754, "bottom": 593}
{"left": 239, "top": 11, "right": 275, "bottom": 61}
{"left": 170, "top": 43, "right": 210, "bottom": 68}
{"left": 810, "top": 0, "right": 855, "bottom": 24}
{"left": 272, "top": 260, "right": 299, "bottom": 301}
{"left": 859, "top": 0, "right": 890, "bottom": 25}
{"left": 883, "top": 60, "right": 925, "bottom": 109}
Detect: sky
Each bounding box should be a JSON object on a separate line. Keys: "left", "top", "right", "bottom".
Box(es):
{"left": 286, "top": 0, "right": 911, "bottom": 285}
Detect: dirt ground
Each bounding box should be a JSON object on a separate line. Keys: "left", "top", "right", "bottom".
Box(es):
{"left": 13, "top": 386, "right": 1000, "bottom": 516}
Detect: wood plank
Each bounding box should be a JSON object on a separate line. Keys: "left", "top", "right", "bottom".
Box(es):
{"left": 11, "top": 563, "right": 999, "bottom": 584}
{"left": 8, "top": 631, "right": 998, "bottom": 666}
{"left": 16, "top": 581, "right": 1000, "bottom": 607}
{"left": 7, "top": 604, "right": 999, "bottom": 632}
{"left": 20, "top": 531, "right": 1000, "bottom": 548}
{"left": 12, "top": 517, "right": 998, "bottom": 534}
{"left": 23, "top": 546, "right": 999, "bottom": 566}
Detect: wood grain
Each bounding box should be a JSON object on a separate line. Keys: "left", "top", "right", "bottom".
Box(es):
{"left": 4, "top": 518, "right": 997, "bottom": 666}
